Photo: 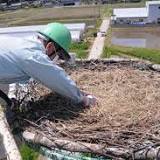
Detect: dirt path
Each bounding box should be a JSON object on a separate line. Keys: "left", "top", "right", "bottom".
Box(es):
{"left": 88, "top": 18, "right": 110, "bottom": 59}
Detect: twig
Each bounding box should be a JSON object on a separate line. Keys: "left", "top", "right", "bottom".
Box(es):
{"left": 23, "top": 118, "right": 41, "bottom": 128}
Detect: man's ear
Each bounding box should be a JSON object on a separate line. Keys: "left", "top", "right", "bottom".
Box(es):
{"left": 46, "top": 42, "right": 55, "bottom": 56}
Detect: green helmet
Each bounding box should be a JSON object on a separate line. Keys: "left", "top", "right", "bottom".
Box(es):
{"left": 39, "top": 22, "right": 71, "bottom": 60}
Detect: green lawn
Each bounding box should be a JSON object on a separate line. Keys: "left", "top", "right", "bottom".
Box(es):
{"left": 20, "top": 144, "right": 39, "bottom": 160}
{"left": 70, "top": 41, "right": 90, "bottom": 59}
{"left": 103, "top": 45, "right": 160, "bottom": 64}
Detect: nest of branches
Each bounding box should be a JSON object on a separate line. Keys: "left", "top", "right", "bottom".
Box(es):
{"left": 12, "top": 60, "right": 160, "bottom": 159}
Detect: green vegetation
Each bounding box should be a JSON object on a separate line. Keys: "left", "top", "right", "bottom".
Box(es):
{"left": 70, "top": 41, "right": 90, "bottom": 58}
{"left": 68, "top": 17, "right": 101, "bottom": 59}
{"left": 103, "top": 26, "right": 160, "bottom": 64}
{"left": 20, "top": 144, "right": 39, "bottom": 160}
{"left": 103, "top": 45, "right": 160, "bottom": 64}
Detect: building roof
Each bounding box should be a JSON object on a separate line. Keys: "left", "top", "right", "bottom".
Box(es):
{"left": 146, "top": 1, "right": 160, "bottom": 5}
{"left": 0, "top": 23, "right": 86, "bottom": 42}
{"left": 113, "top": 8, "right": 148, "bottom": 18}
{"left": 0, "top": 30, "right": 82, "bottom": 42}
{"left": 0, "top": 23, "right": 86, "bottom": 34}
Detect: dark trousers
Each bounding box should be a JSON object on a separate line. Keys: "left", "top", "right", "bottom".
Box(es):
{"left": 0, "top": 90, "right": 12, "bottom": 106}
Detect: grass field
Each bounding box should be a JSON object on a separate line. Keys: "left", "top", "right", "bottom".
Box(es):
{"left": 103, "top": 45, "right": 160, "bottom": 64}
{"left": 0, "top": 5, "right": 100, "bottom": 26}
{"left": 70, "top": 41, "right": 90, "bottom": 59}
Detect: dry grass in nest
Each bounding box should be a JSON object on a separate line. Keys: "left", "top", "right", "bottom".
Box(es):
{"left": 14, "top": 62, "right": 160, "bottom": 149}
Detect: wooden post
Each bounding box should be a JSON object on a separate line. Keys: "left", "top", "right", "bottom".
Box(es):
{"left": 23, "top": 131, "right": 160, "bottom": 159}
{"left": 0, "top": 99, "right": 21, "bottom": 160}
{"left": 23, "top": 131, "right": 130, "bottom": 159}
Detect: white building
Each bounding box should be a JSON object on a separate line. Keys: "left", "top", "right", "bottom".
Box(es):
{"left": 0, "top": 23, "right": 86, "bottom": 34}
{"left": 146, "top": 1, "right": 160, "bottom": 23}
{"left": 112, "top": 1, "right": 160, "bottom": 25}
{"left": 0, "top": 23, "right": 86, "bottom": 42}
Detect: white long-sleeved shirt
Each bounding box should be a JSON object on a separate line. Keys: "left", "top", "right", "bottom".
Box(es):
{"left": 0, "top": 36, "right": 83, "bottom": 103}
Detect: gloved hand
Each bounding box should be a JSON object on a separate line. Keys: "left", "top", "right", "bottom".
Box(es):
{"left": 82, "top": 94, "right": 97, "bottom": 107}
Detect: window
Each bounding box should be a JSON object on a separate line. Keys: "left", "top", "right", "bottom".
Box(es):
{"left": 139, "top": 19, "right": 144, "bottom": 22}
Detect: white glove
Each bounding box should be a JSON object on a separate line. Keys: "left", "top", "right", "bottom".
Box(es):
{"left": 82, "top": 95, "right": 97, "bottom": 107}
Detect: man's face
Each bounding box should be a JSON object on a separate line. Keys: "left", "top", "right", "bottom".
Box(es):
{"left": 38, "top": 35, "right": 58, "bottom": 60}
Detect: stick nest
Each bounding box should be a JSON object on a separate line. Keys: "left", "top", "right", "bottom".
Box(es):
{"left": 13, "top": 61, "right": 160, "bottom": 151}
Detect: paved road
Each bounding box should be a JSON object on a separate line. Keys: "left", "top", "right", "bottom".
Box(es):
{"left": 88, "top": 19, "right": 110, "bottom": 59}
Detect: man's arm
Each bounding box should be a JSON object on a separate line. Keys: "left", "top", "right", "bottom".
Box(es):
{"left": 17, "top": 51, "right": 83, "bottom": 103}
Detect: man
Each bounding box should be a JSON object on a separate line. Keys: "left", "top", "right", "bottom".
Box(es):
{"left": 0, "top": 22, "right": 96, "bottom": 108}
